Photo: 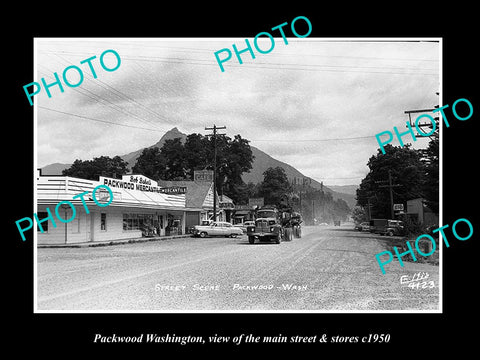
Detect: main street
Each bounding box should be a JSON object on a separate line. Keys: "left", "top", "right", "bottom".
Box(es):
{"left": 36, "top": 225, "right": 440, "bottom": 311}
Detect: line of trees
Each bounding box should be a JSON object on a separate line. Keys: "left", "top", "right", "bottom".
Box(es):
{"left": 248, "top": 166, "right": 351, "bottom": 225}
{"left": 62, "top": 133, "right": 255, "bottom": 204}
{"left": 355, "top": 131, "right": 439, "bottom": 221}
{"left": 61, "top": 138, "right": 351, "bottom": 224}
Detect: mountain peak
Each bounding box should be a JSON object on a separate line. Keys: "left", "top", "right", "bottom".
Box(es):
{"left": 166, "top": 126, "right": 180, "bottom": 134}
{"left": 154, "top": 127, "right": 187, "bottom": 147}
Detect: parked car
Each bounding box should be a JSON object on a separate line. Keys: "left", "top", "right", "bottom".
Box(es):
{"left": 369, "top": 219, "right": 388, "bottom": 234}
{"left": 233, "top": 220, "right": 255, "bottom": 233}
{"left": 369, "top": 219, "right": 404, "bottom": 236}
{"left": 193, "top": 221, "right": 243, "bottom": 238}
{"left": 355, "top": 222, "right": 370, "bottom": 231}
{"left": 382, "top": 220, "right": 405, "bottom": 236}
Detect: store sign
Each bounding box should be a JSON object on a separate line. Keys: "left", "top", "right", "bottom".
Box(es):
{"left": 248, "top": 197, "right": 264, "bottom": 208}
{"left": 393, "top": 204, "right": 404, "bottom": 211}
{"left": 194, "top": 170, "right": 214, "bottom": 182}
{"left": 234, "top": 205, "right": 252, "bottom": 211}
{"left": 160, "top": 186, "right": 187, "bottom": 195}
{"left": 220, "top": 202, "right": 235, "bottom": 209}
{"left": 99, "top": 175, "right": 186, "bottom": 195}
{"left": 94, "top": 187, "right": 113, "bottom": 203}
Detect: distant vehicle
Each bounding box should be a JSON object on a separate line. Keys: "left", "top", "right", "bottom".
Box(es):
{"left": 369, "top": 219, "right": 404, "bottom": 236}
{"left": 319, "top": 222, "right": 328, "bottom": 226}
{"left": 355, "top": 222, "right": 370, "bottom": 231}
{"left": 193, "top": 221, "right": 243, "bottom": 238}
{"left": 334, "top": 220, "right": 341, "bottom": 226}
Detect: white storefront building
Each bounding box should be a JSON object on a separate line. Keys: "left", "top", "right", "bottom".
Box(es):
{"left": 36, "top": 170, "right": 201, "bottom": 245}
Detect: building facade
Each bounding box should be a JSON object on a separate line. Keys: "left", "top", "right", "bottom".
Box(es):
{"left": 156, "top": 179, "right": 221, "bottom": 225}
{"left": 406, "top": 197, "right": 439, "bottom": 226}
{"left": 36, "top": 171, "right": 202, "bottom": 245}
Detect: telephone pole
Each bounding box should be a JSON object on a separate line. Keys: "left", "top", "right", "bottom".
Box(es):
{"left": 205, "top": 125, "right": 226, "bottom": 222}
{"left": 377, "top": 170, "right": 401, "bottom": 219}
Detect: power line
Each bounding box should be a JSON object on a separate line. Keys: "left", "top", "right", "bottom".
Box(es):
{"left": 51, "top": 53, "right": 171, "bottom": 124}
{"left": 37, "top": 65, "right": 165, "bottom": 131}
{"left": 250, "top": 135, "right": 376, "bottom": 142}
{"left": 118, "top": 56, "right": 438, "bottom": 76}
{"left": 38, "top": 105, "right": 379, "bottom": 143}
{"left": 38, "top": 50, "right": 438, "bottom": 76}
{"left": 316, "top": 176, "right": 365, "bottom": 180}
{"left": 41, "top": 50, "right": 437, "bottom": 72}
{"left": 38, "top": 106, "right": 164, "bottom": 132}
{"left": 42, "top": 52, "right": 172, "bottom": 129}
{"left": 38, "top": 45, "right": 439, "bottom": 62}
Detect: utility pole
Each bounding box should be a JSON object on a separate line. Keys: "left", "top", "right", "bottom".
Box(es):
{"left": 367, "top": 198, "right": 371, "bottom": 221}
{"left": 377, "top": 170, "right": 401, "bottom": 219}
{"left": 312, "top": 199, "right": 315, "bottom": 224}
{"left": 205, "top": 125, "right": 226, "bottom": 222}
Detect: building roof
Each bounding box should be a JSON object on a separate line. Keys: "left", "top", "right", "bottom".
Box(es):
{"left": 219, "top": 194, "right": 234, "bottom": 203}
{"left": 37, "top": 171, "right": 188, "bottom": 211}
{"left": 157, "top": 180, "right": 218, "bottom": 209}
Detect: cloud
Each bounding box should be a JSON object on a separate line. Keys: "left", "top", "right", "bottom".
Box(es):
{"left": 35, "top": 39, "right": 440, "bottom": 185}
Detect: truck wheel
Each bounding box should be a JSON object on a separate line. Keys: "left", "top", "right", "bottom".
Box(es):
{"left": 297, "top": 228, "right": 302, "bottom": 238}
{"left": 199, "top": 232, "right": 207, "bottom": 238}
{"left": 230, "top": 233, "right": 238, "bottom": 238}
{"left": 284, "top": 228, "right": 292, "bottom": 241}
{"left": 275, "top": 233, "right": 281, "bottom": 244}
{"left": 248, "top": 236, "right": 255, "bottom": 244}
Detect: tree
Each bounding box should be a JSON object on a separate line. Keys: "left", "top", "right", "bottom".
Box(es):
{"left": 233, "top": 182, "right": 259, "bottom": 205}
{"left": 183, "top": 133, "right": 211, "bottom": 179}
{"left": 132, "top": 147, "right": 166, "bottom": 180}
{"left": 421, "top": 131, "right": 439, "bottom": 213}
{"left": 356, "top": 144, "right": 426, "bottom": 219}
{"left": 257, "top": 167, "right": 292, "bottom": 207}
{"left": 218, "top": 135, "right": 254, "bottom": 203}
{"left": 160, "top": 138, "right": 187, "bottom": 180}
{"left": 159, "top": 133, "right": 254, "bottom": 204}
{"left": 62, "top": 155, "right": 128, "bottom": 180}
{"left": 130, "top": 132, "right": 255, "bottom": 203}
{"left": 351, "top": 206, "right": 368, "bottom": 224}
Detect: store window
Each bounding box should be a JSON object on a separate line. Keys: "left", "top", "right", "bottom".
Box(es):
{"left": 100, "top": 213, "right": 107, "bottom": 231}
{"left": 123, "top": 213, "right": 157, "bottom": 236}
{"left": 165, "top": 214, "right": 183, "bottom": 235}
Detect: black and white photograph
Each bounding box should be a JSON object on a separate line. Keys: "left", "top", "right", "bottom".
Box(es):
{"left": 7, "top": 6, "right": 479, "bottom": 354}
{"left": 33, "top": 37, "right": 441, "bottom": 312}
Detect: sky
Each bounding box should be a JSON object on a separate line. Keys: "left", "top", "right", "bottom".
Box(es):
{"left": 34, "top": 38, "right": 440, "bottom": 186}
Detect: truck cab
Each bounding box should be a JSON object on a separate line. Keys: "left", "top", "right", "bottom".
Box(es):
{"left": 246, "top": 217, "right": 283, "bottom": 244}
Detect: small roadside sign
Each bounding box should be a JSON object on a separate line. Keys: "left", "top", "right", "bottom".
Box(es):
{"left": 393, "top": 204, "right": 404, "bottom": 211}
